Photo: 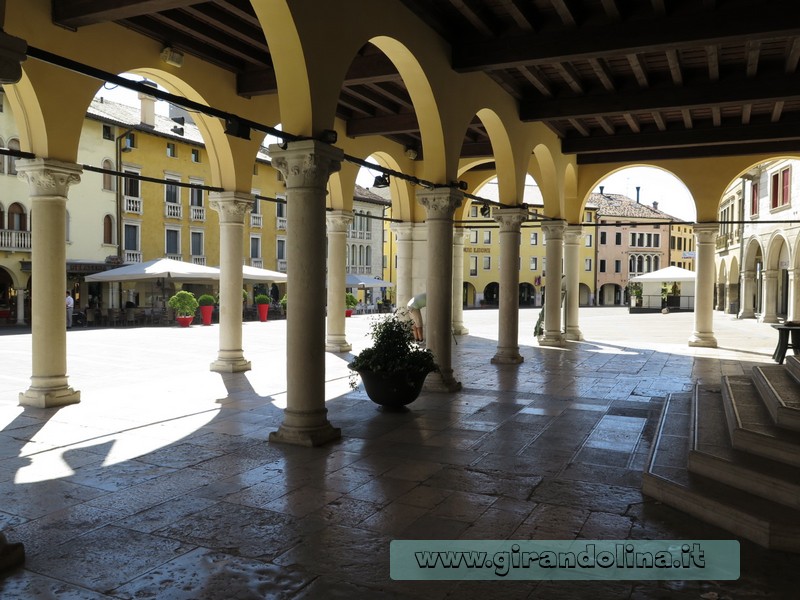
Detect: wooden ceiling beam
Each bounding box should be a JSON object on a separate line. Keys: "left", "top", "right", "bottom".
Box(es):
{"left": 53, "top": 0, "right": 200, "bottom": 28}
{"left": 576, "top": 139, "right": 800, "bottom": 164}
{"left": 346, "top": 113, "right": 420, "bottom": 137}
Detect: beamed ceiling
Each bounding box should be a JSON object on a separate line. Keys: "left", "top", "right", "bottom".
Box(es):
{"left": 53, "top": 0, "right": 800, "bottom": 166}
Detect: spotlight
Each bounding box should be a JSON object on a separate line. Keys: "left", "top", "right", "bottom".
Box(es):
{"left": 318, "top": 129, "right": 338, "bottom": 144}
{"left": 404, "top": 146, "right": 418, "bottom": 160}
{"left": 160, "top": 46, "right": 184, "bottom": 68}
{"left": 171, "top": 126, "right": 184, "bottom": 136}
{"left": 480, "top": 203, "right": 491, "bottom": 218}
{"left": 452, "top": 180, "right": 468, "bottom": 191}
{"left": 372, "top": 174, "right": 390, "bottom": 189}
{"left": 224, "top": 117, "right": 251, "bottom": 140}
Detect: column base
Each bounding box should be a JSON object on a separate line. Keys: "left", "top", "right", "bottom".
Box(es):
{"left": 688, "top": 333, "right": 718, "bottom": 348}
{"left": 739, "top": 310, "right": 755, "bottom": 319}
{"left": 538, "top": 332, "right": 566, "bottom": 347}
{"left": 424, "top": 368, "right": 462, "bottom": 392}
{"left": 210, "top": 355, "right": 252, "bottom": 373}
{"left": 491, "top": 348, "right": 524, "bottom": 364}
{"left": 452, "top": 324, "right": 469, "bottom": 336}
{"left": 758, "top": 314, "right": 779, "bottom": 324}
{"left": 269, "top": 422, "right": 341, "bottom": 447}
{"left": 565, "top": 327, "right": 584, "bottom": 341}
{"left": 325, "top": 336, "right": 352, "bottom": 353}
{"left": 19, "top": 385, "right": 80, "bottom": 408}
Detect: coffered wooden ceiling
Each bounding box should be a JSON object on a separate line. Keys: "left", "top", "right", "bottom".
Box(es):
{"left": 53, "top": 0, "right": 800, "bottom": 166}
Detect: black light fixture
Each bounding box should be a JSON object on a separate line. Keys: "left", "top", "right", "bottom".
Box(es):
{"left": 224, "top": 117, "right": 250, "bottom": 140}
{"left": 171, "top": 126, "right": 184, "bottom": 136}
{"left": 372, "top": 174, "right": 390, "bottom": 188}
{"left": 318, "top": 129, "right": 338, "bottom": 144}
{"left": 480, "top": 203, "right": 491, "bottom": 218}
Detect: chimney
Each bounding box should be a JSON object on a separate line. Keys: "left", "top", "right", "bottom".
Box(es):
{"left": 138, "top": 80, "right": 157, "bottom": 128}
{"left": 636, "top": 186, "right": 641, "bottom": 203}
{"left": 599, "top": 185, "right": 604, "bottom": 195}
{"left": 652, "top": 201, "right": 658, "bottom": 210}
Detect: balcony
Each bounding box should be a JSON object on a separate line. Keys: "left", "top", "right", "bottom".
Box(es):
{"left": 165, "top": 202, "right": 183, "bottom": 219}
{"left": 124, "top": 250, "right": 142, "bottom": 263}
{"left": 166, "top": 253, "right": 182, "bottom": 261}
{"left": 250, "top": 213, "right": 262, "bottom": 228}
{"left": 190, "top": 206, "right": 205, "bottom": 221}
{"left": 124, "top": 196, "right": 142, "bottom": 214}
{"left": 0, "top": 229, "right": 31, "bottom": 251}
{"left": 277, "top": 259, "right": 287, "bottom": 272}
{"left": 191, "top": 255, "right": 206, "bottom": 266}
{"left": 276, "top": 216, "right": 287, "bottom": 230}
{"left": 250, "top": 258, "right": 263, "bottom": 268}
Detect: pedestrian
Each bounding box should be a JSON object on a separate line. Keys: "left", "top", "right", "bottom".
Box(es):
{"left": 406, "top": 292, "right": 426, "bottom": 342}
{"left": 66, "top": 290, "right": 74, "bottom": 329}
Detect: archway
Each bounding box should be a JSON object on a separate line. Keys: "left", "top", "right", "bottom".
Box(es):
{"left": 519, "top": 282, "right": 534, "bottom": 306}
{"left": 463, "top": 281, "right": 476, "bottom": 307}
{"left": 483, "top": 282, "right": 499, "bottom": 306}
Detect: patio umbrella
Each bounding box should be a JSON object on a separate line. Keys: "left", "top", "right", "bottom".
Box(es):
{"left": 345, "top": 274, "right": 395, "bottom": 288}
{"left": 211, "top": 265, "right": 288, "bottom": 283}
{"left": 84, "top": 258, "right": 221, "bottom": 283}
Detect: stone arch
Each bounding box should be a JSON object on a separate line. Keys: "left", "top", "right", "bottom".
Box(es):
{"left": 765, "top": 230, "right": 791, "bottom": 270}
{"left": 530, "top": 144, "right": 561, "bottom": 217}
{"left": 718, "top": 259, "right": 728, "bottom": 284}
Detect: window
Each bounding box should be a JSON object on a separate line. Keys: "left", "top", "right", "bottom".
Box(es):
{"left": 469, "top": 255, "right": 477, "bottom": 276}
{"left": 614, "top": 259, "right": 621, "bottom": 273}
{"left": 165, "top": 228, "right": 180, "bottom": 255}
{"left": 166, "top": 143, "right": 177, "bottom": 158}
{"left": 469, "top": 229, "right": 478, "bottom": 244}
{"left": 7, "top": 138, "right": 20, "bottom": 175}
{"left": 585, "top": 258, "right": 592, "bottom": 271}
{"left": 585, "top": 234, "right": 592, "bottom": 247}
{"left": 8, "top": 203, "right": 26, "bottom": 230}
{"left": 470, "top": 205, "right": 478, "bottom": 218}
{"left": 125, "top": 132, "right": 136, "bottom": 149}
{"left": 600, "top": 231, "right": 606, "bottom": 244}
{"left": 530, "top": 232, "right": 538, "bottom": 245}
{"left": 250, "top": 236, "right": 261, "bottom": 259}
{"left": 276, "top": 238, "right": 286, "bottom": 260}
{"left": 0, "top": 137, "right": 4, "bottom": 174}
{"left": 124, "top": 170, "right": 140, "bottom": 197}
{"left": 276, "top": 199, "right": 286, "bottom": 218}
{"left": 191, "top": 231, "right": 203, "bottom": 257}
{"left": 102, "top": 159, "right": 114, "bottom": 191}
{"left": 615, "top": 232, "right": 622, "bottom": 245}
{"left": 483, "top": 230, "right": 492, "bottom": 244}
{"left": 771, "top": 167, "right": 791, "bottom": 209}
{"left": 584, "top": 212, "right": 592, "bottom": 222}
{"left": 483, "top": 256, "right": 491, "bottom": 270}
{"left": 751, "top": 181, "right": 759, "bottom": 216}
{"left": 165, "top": 177, "right": 180, "bottom": 204}
{"left": 103, "top": 215, "right": 114, "bottom": 244}
{"left": 124, "top": 223, "right": 139, "bottom": 251}
{"left": 102, "top": 124, "right": 114, "bottom": 141}
{"left": 530, "top": 257, "right": 538, "bottom": 270}
{"left": 191, "top": 148, "right": 200, "bottom": 163}
{"left": 599, "top": 259, "right": 606, "bottom": 273}
{"left": 190, "top": 184, "right": 203, "bottom": 207}
{"left": 654, "top": 233, "right": 660, "bottom": 246}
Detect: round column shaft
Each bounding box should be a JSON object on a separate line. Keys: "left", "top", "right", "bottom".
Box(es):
{"left": 760, "top": 269, "right": 778, "bottom": 323}
{"left": 739, "top": 270, "right": 755, "bottom": 318}
{"left": 326, "top": 210, "right": 353, "bottom": 352}
{"left": 210, "top": 192, "right": 254, "bottom": 373}
{"left": 452, "top": 228, "right": 468, "bottom": 335}
{"left": 391, "top": 223, "right": 414, "bottom": 308}
{"left": 269, "top": 140, "right": 343, "bottom": 446}
{"left": 492, "top": 207, "right": 527, "bottom": 364}
{"left": 689, "top": 224, "right": 718, "bottom": 347}
{"left": 563, "top": 225, "right": 584, "bottom": 341}
{"left": 18, "top": 159, "right": 81, "bottom": 407}
{"left": 539, "top": 220, "right": 566, "bottom": 347}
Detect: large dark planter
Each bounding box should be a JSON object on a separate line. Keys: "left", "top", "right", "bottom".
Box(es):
{"left": 355, "top": 368, "right": 431, "bottom": 411}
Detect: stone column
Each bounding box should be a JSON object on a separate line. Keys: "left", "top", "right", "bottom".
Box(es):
{"left": 689, "top": 224, "right": 718, "bottom": 347}
{"left": 725, "top": 282, "right": 739, "bottom": 314}
{"left": 15, "top": 289, "right": 25, "bottom": 326}
{"left": 739, "top": 270, "right": 756, "bottom": 318}
{"left": 759, "top": 269, "right": 779, "bottom": 323}
{"left": 539, "top": 220, "right": 566, "bottom": 347}
{"left": 418, "top": 188, "right": 463, "bottom": 392}
{"left": 326, "top": 210, "right": 353, "bottom": 352}
{"left": 492, "top": 207, "right": 527, "bottom": 364}
{"left": 563, "top": 225, "right": 584, "bottom": 341}
{"left": 17, "top": 159, "right": 81, "bottom": 407}
{"left": 391, "top": 223, "right": 414, "bottom": 309}
{"left": 788, "top": 269, "right": 798, "bottom": 322}
{"left": 452, "top": 227, "right": 468, "bottom": 335}
{"left": 268, "top": 140, "right": 342, "bottom": 446}
{"left": 209, "top": 191, "right": 253, "bottom": 373}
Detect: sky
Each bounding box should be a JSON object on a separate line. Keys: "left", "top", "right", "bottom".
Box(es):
{"left": 96, "top": 79, "right": 697, "bottom": 222}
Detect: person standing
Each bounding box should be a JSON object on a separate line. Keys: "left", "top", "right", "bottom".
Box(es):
{"left": 406, "top": 292, "right": 426, "bottom": 342}
{"left": 66, "top": 290, "right": 74, "bottom": 329}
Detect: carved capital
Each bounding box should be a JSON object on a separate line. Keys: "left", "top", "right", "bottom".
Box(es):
{"left": 563, "top": 225, "right": 584, "bottom": 245}
{"left": 417, "top": 188, "right": 463, "bottom": 220}
{"left": 540, "top": 219, "right": 567, "bottom": 242}
{"left": 16, "top": 159, "right": 81, "bottom": 197}
{"left": 391, "top": 222, "right": 415, "bottom": 242}
{"left": 209, "top": 191, "right": 254, "bottom": 224}
{"left": 269, "top": 140, "right": 343, "bottom": 189}
{"left": 326, "top": 210, "right": 353, "bottom": 233}
{"left": 693, "top": 223, "right": 719, "bottom": 245}
{"left": 493, "top": 207, "right": 528, "bottom": 233}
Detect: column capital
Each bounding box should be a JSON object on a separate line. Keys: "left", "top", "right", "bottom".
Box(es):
{"left": 453, "top": 227, "right": 467, "bottom": 245}
{"left": 269, "top": 139, "right": 343, "bottom": 189}
{"left": 540, "top": 219, "right": 567, "bottom": 240}
{"left": 326, "top": 209, "right": 353, "bottom": 233}
{"left": 563, "top": 224, "right": 584, "bottom": 245}
{"left": 16, "top": 159, "right": 81, "bottom": 197}
{"left": 417, "top": 188, "right": 463, "bottom": 220}
{"left": 209, "top": 191, "right": 254, "bottom": 224}
{"left": 693, "top": 223, "right": 719, "bottom": 243}
{"left": 391, "top": 222, "right": 415, "bottom": 241}
{"left": 493, "top": 206, "right": 528, "bottom": 232}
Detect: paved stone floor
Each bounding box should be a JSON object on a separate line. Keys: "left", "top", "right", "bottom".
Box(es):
{"left": 0, "top": 308, "right": 798, "bottom": 599}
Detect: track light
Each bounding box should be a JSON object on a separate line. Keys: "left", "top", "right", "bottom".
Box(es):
{"left": 372, "top": 174, "right": 390, "bottom": 188}
{"left": 318, "top": 129, "right": 338, "bottom": 144}
{"left": 224, "top": 117, "right": 250, "bottom": 140}
{"left": 480, "top": 203, "right": 491, "bottom": 218}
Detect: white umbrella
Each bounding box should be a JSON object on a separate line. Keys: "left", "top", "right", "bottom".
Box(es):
{"left": 345, "top": 274, "right": 395, "bottom": 288}
{"left": 212, "top": 265, "right": 287, "bottom": 283}
{"left": 85, "top": 258, "right": 221, "bottom": 283}
{"left": 630, "top": 266, "right": 696, "bottom": 282}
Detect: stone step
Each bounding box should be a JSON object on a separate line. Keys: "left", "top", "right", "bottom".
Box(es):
{"left": 786, "top": 355, "right": 800, "bottom": 384}
{"left": 643, "top": 392, "right": 800, "bottom": 552}
{"left": 689, "top": 385, "right": 800, "bottom": 510}
{"left": 721, "top": 376, "right": 800, "bottom": 468}
{"left": 752, "top": 365, "right": 800, "bottom": 432}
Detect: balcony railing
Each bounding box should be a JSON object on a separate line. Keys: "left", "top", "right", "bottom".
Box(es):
{"left": 124, "top": 250, "right": 142, "bottom": 262}
{"left": 276, "top": 216, "right": 287, "bottom": 230}
{"left": 277, "top": 259, "right": 287, "bottom": 272}
{"left": 190, "top": 206, "right": 205, "bottom": 221}
{"left": 165, "top": 202, "right": 183, "bottom": 219}
{"left": 166, "top": 253, "right": 182, "bottom": 261}
{"left": 124, "top": 196, "right": 142, "bottom": 214}
{"left": 0, "top": 229, "right": 31, "bottom": 251}
{"left": 250, "top": 258, "right": 263, "bottom": 268}
{"left": 250, "top": 213, "right": 262, "bottom": 228}
{"left": 191, "top": 255, "right": 206, "bottom": 266}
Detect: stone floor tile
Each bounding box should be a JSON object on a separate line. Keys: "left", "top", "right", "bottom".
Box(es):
{"left": 0, "top": 571, "right": 112, "bottom": 599}
{"left": 261, "top": 486, "right": 342, "bottom": 518}
{"left": 430, "top": 490, "right": 498, "bottom": 522}
{"left": 399, "top": 514, "right": 472, "bottom": 540}
{"left": 115, "top": 495, "right": 219, "bottom": 534}
{"left": 6, "top": 503, "right": 117, "bottom": 556}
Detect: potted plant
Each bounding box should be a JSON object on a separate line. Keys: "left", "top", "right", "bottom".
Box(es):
{"left": 255, "top": 293, "right": 270, "bottom": 322}
{"left": 280, "top": 294, "right": 288, "bottom": 316}
{"left": 345, "top": 292, "right": 358, "bottom": 317}
{"left": 167, "top": 290, "right": 199, "bottom": 327}
{"left": 198, "top": 294, "right": 216, "bottom": 326}
{"left": 348, "top": 314, "right": 438, "bottom": 411}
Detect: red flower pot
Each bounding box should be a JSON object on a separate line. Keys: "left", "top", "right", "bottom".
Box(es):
{"left": 200, "top": 305, "right": 214, "bottom": 325}
{"left": 257, "top": 303, "right": 269, "bottom": 322}
{"left": 345, "top": 309, "right": 353, "bottom": 317}
{"left": 176, "top": 315, "right": 194, "bottom": 327}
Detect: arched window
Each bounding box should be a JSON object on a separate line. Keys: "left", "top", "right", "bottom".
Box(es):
{"left": 7, "top": 139, "right": 20, "bottom": 175}
{"left": 358, "top": 245, "right": 364, "bottom": 266}
{"left": 0, "top": 137, "right": 5, "bottom": 174}
{"left": 364, "top": 211, "right": 371, "bottom": 233}
{"left": 654, "top": 256, "right": 660, "bottom": 271}
{"left": 103, "top": 215, "right": 114, "bottom": 244}
{"left": 365, "top": 246, "right": 371, "bottom": 267}
{"left": 102, "top": 159, "right": 114, "bottom": 191}
{"left": 350, "top": 244, "right": 356, "bottom": 266}
{"left": 8, "top": 203, "right": 25, "bottom": 230}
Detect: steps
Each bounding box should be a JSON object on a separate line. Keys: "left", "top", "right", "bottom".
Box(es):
{"left": 643, "top": 355, "right": 800, "bottom": 552}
